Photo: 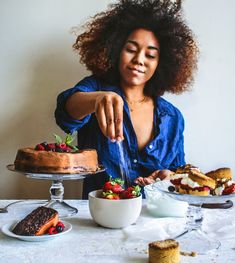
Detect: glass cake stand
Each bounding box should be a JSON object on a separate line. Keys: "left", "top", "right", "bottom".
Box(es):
{"left": 152, "top": 180, "right": 235, "bottom": 254}
{"left": 7, "top": 164, "right": 105, "bottom": 218}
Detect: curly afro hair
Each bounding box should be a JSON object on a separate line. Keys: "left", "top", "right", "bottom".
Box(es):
{"left": 73, "top": 0, "right": 199, "bottom": 97}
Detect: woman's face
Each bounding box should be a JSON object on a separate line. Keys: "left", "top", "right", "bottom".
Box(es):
{"left": 119, "top": 28, "right": 160, "bottom": 89}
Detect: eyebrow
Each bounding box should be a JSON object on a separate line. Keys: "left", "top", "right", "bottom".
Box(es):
{"left": 126, "top": 40, "right": 160, "bottom": 52}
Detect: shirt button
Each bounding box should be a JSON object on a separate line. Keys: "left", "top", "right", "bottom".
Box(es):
{"left": 133, "top": 159, "right": 138, "bottom": 163}
{"left": 149, "top": 144, "right": 153, "bottom": 149}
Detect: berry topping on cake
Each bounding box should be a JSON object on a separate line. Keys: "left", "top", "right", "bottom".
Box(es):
{"left": 34, "top": 134, "right": 78, "bottom": 153}
{"left": 35, "top": 144, "right": 45, "bottom": 151}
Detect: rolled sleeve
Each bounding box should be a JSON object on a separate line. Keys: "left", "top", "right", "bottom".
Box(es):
{"left": 54, "top": 76, "right": 99, "bottom": 134}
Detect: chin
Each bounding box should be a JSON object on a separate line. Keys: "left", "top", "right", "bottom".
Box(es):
{"left": 122, "top": 77, "right": 147, "bottom": 88}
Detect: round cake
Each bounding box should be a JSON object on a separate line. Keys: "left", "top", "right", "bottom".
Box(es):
{"left": 149, "top": 239, "right": 180, "bottom": 263}
{"left": 14, "top": 147, "right": 99, "bottom": 174}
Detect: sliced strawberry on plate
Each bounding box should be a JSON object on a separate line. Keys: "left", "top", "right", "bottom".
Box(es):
{"left": 170, "top": 178, "right": 182, "bottom": 186}
{"left": 222, "top": 183, "right": 235, "bottom": 195}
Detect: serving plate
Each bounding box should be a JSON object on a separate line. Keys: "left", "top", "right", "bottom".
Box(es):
{"left": 153, "top": 180, "right": 235, "bottom": 205}
{"left": 1, "top": 220, "right": 72, "bottom": 242}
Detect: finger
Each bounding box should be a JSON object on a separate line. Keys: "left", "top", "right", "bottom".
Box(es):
{"left": 95, "top": 104, "right": 107, "bottom": 138}
{"left": 148, "top": 170, "right": 160, "bottom": 180}
{"left": 158, "top": 170, "right": 174, "bottom": 180}
{"left": 135, "top": 177, "right": 145, "bottom": 186}
{"left": 143, "top": 177, "right": 154, "bottom": 185}
{"left": 113, "top": 98, "right": 124, "bottom": 141}
{"left": 104, "top": 98, "right": 115, "bottom": 141}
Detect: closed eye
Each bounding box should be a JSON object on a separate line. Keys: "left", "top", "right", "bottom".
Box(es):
{"left": 126, "top": 48, "right": 136, "bottom": 53}
{"left": 146, "top": 54, "right": 156, "bottom": 59}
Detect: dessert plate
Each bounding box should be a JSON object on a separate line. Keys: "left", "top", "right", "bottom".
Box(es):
{"left": 1, "top": 220, "right": 72, "bottom": 242}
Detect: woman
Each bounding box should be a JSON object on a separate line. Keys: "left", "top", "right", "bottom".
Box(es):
{"left": 55, "top": 0, "right": 198, "bottom": 198}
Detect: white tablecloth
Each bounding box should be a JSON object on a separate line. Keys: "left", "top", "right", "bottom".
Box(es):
{"left": 0, "top": 200, "right": 235, "bottom": 263}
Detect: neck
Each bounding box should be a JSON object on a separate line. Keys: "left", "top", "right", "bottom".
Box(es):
{"left": 121, "top": 84, "right": 145, "bottom": 102}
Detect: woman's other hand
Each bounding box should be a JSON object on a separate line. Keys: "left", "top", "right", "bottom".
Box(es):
{"left": 135, "top": 169, "right": 174, "bottom": 186}
{"left": 95, "top": 92, "right": 124, "bottom": 142}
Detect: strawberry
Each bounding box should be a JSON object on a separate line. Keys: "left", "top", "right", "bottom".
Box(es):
{"left": 170, "top": 178, "right": 182, "bottom": 186}
{"left": 103, "top": 178, "right": 124, "bottom": 194}
{"left": 120, "top": 185, "right": 141, "bottom": 199}
{"left": 102, "top": 190, "right": 120, "bottom": 200}
{"left": 222, "top": 184, "right": 235, "bottom": 195}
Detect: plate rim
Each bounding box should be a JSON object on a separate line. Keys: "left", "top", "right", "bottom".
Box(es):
{"left": 151, "top": 180, "right": 235, "bottom": 201}
{"left": 7, "top": 164, "right": 105, "bottom": 177}
{"left": 1, "top": 220, "right": 72, "bottom": 241}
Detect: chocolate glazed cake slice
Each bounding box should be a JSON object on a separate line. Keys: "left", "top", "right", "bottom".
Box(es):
{"left": 12, "top": 206, "right": 59, "bottom": 236}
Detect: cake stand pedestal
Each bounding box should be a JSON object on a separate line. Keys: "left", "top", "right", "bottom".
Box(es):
{"left": 7, "top": 164, "right": 105, "bottom": 218}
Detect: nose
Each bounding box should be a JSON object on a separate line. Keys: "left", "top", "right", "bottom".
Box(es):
{"left": 132, "top": 50, "right": 145, "bottom": 66}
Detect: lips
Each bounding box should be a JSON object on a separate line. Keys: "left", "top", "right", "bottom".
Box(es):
{"left": 128, "top": 67, "right": 145, "bottom": 74}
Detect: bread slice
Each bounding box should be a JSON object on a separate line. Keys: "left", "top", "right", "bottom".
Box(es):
{"left": 188, "top": 170, "right": 216, "bottom": 189}
{"left": 178, "top": 185, "right": 210, "bottom": 196}
{"left": 149, "top": 239, "right": 180, "bottom": 263}
{"left": 176, "top": 164, "right": 200, "bottom": 174}
{"left": 206, "top": 168, "right": 232, "bottom": 181}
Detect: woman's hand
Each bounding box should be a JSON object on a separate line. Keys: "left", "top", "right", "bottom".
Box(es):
{"left": 95, "top": 92, "right": 124, "bottom": 142}
{"left": 135, "top": 169, "right": 174, "bottom": 187}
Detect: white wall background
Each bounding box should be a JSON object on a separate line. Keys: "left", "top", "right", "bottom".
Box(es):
{"left": 0, "top": 0, "right": 234, "bottom": 199}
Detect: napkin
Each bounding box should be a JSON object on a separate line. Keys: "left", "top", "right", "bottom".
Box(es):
{"left": 123, "top": 206, "right": 235, "bottom": 241}
{"left": 203, "top": 208, "right": 235, "bottom": 240}
{"left": 123, "top": 216, "right": 185, "bottom": 241}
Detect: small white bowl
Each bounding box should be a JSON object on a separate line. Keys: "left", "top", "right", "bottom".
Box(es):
{"left": 88, "top": 189, "right": 142, "bottom": 229}
{"left": 144, "top": 184, "right": 188, "bottom": 217}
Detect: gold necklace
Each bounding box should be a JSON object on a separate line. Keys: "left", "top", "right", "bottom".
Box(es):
{"left": 126, "top": 96, "right": 146, "bottom": 112}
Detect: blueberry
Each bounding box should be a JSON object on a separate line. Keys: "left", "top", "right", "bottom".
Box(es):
{"left": 168, "top": 186, "right": 175, "bottom": 192}
{"left": 56, "top": 226, "right": 63, "bottom": 233}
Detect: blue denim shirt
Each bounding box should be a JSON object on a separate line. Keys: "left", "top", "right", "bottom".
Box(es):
{"left": 55, "top": 76, "right": 186, "bottom": 198}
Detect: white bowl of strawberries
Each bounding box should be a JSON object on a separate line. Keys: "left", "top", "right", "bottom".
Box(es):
{"left": 88, "top": 178, "right": 142, "bottom": 229}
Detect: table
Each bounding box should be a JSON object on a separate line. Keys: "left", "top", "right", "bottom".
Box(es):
{"left": 0, "top": 200, "right": 235, "bottom": 263}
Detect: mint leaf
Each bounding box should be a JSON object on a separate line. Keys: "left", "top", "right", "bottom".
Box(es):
{"left": 65, "top": 134, "right": 75, "bottom": 145}
{"left": 53, "top": 133, "right": 62, "bottom": 144}
{"left": 70, "top": 145, "right": 79, "bottom": 151}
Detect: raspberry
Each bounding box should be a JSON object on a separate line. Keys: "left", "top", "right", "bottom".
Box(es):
{"left": 56, "top": 143, "right": 65, "bottom": 149}
{"left": 48, "top": 227, "right": 58, "bottom": 235}
{"left": 48, "top": 143, "right": 55, "bottom": 149}
{"left": 59, "top": 143, "right": 67, "bottom": 149}
{"left": 35, "top": 144, "right": 45, "bottom": 151}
